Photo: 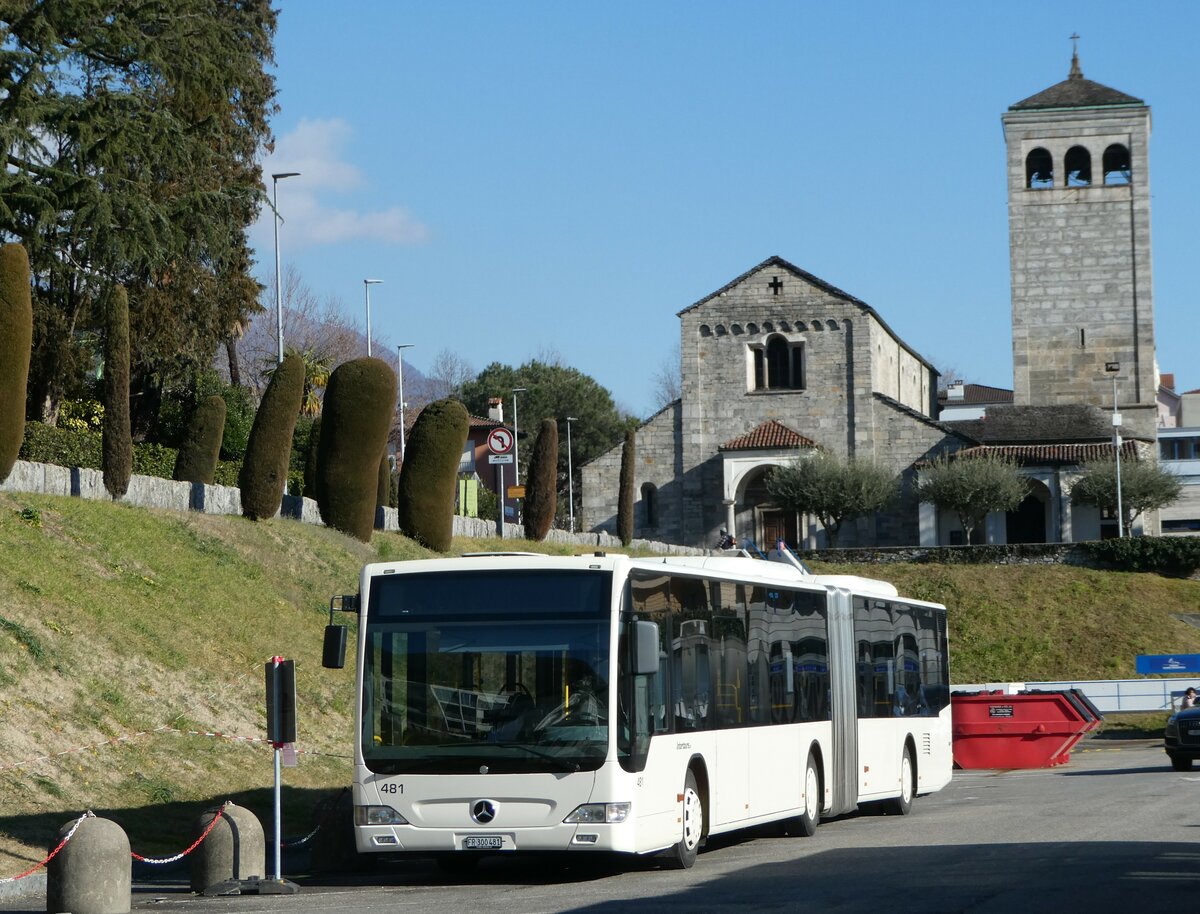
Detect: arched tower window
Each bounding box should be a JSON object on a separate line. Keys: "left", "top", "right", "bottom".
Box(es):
{"left": 1026, "top": 147, "right": 1053, "bottom": 188}
{"left": 1103, "top": 144, "right": 1131, "bottom": 185}
{"left": 640, "top": 483, "right": 658, "bottom": 528}
{"left": 1065, "top": 146, "right": 1092, "bottom": 186}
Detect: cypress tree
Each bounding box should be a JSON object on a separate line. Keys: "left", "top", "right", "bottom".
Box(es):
{"left": 102, "top": 286, "right": 132, "bottom": 498}
{"left": 522, "top": 418, "right": 558, "bottom": 541}
{"left": 303, "top": 415, "right": 321, "bottom": 500}
{"left": 239, "top": 352, "right": 305, "bottom": 520}
{"left": 0, "top": 243, "right": 32, "bottom": 483}
{"left": 316, "top": 358, "right": 397, "bottom": 542}
{"left": 377, "top": 452, "right": 391, "bottom": 508}
{"left": 397, "top": 398, "right": 470, "bottom": 551}
{"left": 172, "top": 395, "right": 226, "bottom": 484}
{"left": 617, "top": 427, "right": 636, "bottom": 546}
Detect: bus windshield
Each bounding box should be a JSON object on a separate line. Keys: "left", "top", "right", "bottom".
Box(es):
{"left": 361, "top": 568, "right": 612, "bottom": 775}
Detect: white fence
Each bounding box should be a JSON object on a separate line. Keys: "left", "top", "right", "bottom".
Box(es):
{"left": 954, "top": 678, "right": 1198, "bottom": 714}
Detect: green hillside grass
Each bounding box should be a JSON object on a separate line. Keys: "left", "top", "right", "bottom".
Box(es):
{"left": 1, "top": 490, "right": 1198, "bottom": 876}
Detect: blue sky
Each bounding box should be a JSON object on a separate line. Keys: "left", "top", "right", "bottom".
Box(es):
{"left": 248, "top": 2, "right": 1200, "bottom": 418}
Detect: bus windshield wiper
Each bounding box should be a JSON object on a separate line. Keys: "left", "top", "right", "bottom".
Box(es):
{"left": 491, "top": 742, "right": 583, "bottom": 772}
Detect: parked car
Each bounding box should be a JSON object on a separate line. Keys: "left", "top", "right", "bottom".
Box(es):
{"left": 1164, "top": 706, "right": 1200, "bottom": 771}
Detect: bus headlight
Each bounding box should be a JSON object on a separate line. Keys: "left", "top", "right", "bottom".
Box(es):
{"left": 354, "top": 805, "right": 409, "bottom": 826}
{"left": 564, "top": 803, "right": 630, "bottom": 824}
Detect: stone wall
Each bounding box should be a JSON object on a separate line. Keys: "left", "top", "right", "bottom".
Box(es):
{"left": 2, "top": 460, "right": 704, "bottom": 555}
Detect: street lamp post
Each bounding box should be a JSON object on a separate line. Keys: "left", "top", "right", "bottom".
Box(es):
{"left": 363, "top": 279, "right": 383, "bottom": 357}
{"left": 511, "top": 388, "right": 527, "bottom": 486}
{"left": 271, "top": 172, "right": 300, "bottom": 364}
{"left": 397, "top": 344, "right": 415, "bottom": 462}
{"left": 1105, "top": 362, "right": 1125, "bottom": 538}
{"left": 566, "top": 416, "right": 578, "bottom": 533}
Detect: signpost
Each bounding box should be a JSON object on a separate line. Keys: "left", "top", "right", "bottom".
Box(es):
{"left": 487, "top": 427, "right": 514, "bottom": 537}
{"left": 261, "top": 656, "right": 300, "bottom": 893}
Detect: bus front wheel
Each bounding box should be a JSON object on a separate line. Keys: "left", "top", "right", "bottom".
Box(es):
{"left": 783, "top": 752, "right": 821, "bottom": 837}
{"left": 664, "top": 769, "right": 703, "bottom": 869}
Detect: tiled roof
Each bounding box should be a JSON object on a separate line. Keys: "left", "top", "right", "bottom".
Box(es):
{"left": 938, "top": 383, "right": 1014, "bottom": 405}
{"left": 951, "top": 442, "right": 1139, "bottom": 464}
{"left": 1010, "top": 54, "right": 1143, "bottom": 111}
{"left": 720, "top": 420, "right": 818, "bottom": 451}
{"left": 945, "top": 404, "right": 1118, "bottom": 444}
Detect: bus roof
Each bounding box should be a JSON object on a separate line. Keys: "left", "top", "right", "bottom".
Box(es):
{"left": 362, "top": 552, "right": 900, "bottom": 599}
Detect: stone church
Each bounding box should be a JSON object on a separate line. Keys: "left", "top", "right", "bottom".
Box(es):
{"left": 581, "top": 51, "right": 1160, "bottom": 550}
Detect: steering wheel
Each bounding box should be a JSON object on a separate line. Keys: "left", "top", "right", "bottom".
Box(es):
{"left": 503, "top": 681, "right": 532, "bottom": 698}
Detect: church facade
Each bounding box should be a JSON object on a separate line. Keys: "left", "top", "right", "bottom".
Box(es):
{"left": 580, "top": 256, "right": 965, "bottom": 549}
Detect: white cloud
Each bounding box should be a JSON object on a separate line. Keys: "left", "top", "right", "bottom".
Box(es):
{"left": 254, "top": 118, "right": 429, "bottom": 249}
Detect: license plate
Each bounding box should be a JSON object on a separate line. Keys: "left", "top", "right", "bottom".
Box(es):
{"left": 463, "top": 835, "right": 503, "bottom": 850}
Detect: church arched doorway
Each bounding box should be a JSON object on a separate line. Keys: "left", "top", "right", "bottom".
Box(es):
{"left": 1006, "top": 479, "right": 1051, "bottom": 544}
{"left": 739, "top": 467, "right": 798, "bottom": 550}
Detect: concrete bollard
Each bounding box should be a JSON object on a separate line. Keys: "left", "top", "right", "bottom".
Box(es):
{"left": 189, "top": 802, "right": 265, "bottom": 893}
{"left": 46, "top": 815, "right": 131, "bottom": 914}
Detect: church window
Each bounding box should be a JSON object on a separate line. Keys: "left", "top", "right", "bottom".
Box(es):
{"left": 826, "top": 319, "right": 839, "bottom": 330}
{"left": 750, "top": 335, "right": 804, "bottom": 391}
{"left": 716, "top": 324, "right": 728, "bottom": 336}
{"left": 699, "top": 324, "right": 712, "bottom": 337}
{"left": 762, "top": 321, "right": 774, "bottom": 333}
{"left": 1103, "top": 144, "right": 1131, "bottom": 185}
{"left": 731, "top": 323, "right": 744, "bottom": 335}
{"left": 1065, "top": 146, "right": 1092, "bottom": 186}
{"left": 1026, "top": 147, "right": 1053, "bottom": 188}
{"left": 811, "top": 320, "right": 823, "bottom": 331}
{"left": 640, "top": 483, "right": 658, "bottom": 528}
{"left": 778, "top": 321, "right": 790, "bottom": 331}
{"left": 747, "top": 322, "right": 759, "bottom": 334}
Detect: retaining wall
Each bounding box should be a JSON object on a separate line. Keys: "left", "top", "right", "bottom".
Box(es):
{"left": 1, "top": 460, "right": 703, "bottom": 556}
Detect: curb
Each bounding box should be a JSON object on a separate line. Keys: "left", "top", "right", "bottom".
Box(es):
{"left": 0, "top": 873, "right": 45, "bottom": 900}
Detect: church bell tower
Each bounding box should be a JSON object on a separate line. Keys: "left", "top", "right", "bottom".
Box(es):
{"left": 1002, "top": 45, "right": 1156, "bottom": 438}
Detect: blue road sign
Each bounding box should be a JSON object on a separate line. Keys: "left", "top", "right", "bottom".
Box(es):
{"left": 1136, "top": 654, "right": 1200, "bottom": 675}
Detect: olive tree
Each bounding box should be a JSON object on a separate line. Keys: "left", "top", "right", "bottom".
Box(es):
{"left": 914, "top": 452, "right": 1028, "bottom": 545}
{"left": 766, "top": 451, "right": 897, "bottom": 548}
{"left": 1070, "top": 457, "right": 1182, "bottom": 533}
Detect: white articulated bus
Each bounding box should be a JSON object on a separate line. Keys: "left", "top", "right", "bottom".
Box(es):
{"left": 322, "top": 550, "right": 952, "bottom": 869}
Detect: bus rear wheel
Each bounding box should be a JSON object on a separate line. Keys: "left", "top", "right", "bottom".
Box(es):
{"left": 664, "top": 769, "right": 703, "bottom": 869}
{"left": 882, "top": 746, "right": 915, "bottom": 816}
{"left": 782, "top": 752, "right": 820, "bottom": 837}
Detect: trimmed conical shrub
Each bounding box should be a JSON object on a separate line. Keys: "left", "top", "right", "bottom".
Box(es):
{"left": 377, "top": 452, "right": 390, "bottom": 508}
{"left": 303, "top": 416, "right": 321, "bottom": 500}
{"left": 0, "top": 243, "right": 32, "bottom": 483}
{"left": 523, "top": 418, "right": 558, "bottom": 541}
{"left": 173, "top": 395, "right": 226, "bottom": 484}
{"left": 102, "top": 286, "right": 132, "bottom": 498}
{"left": 617, "top": 427, "right": 635, "bottom": 546}
{"left": 239, "top": 352, "right": 305, "bottom": 520}
{"left": 397, "top": 398, "right": 469, "bottom": 552}
{"left": 316, "top": 357, "right": 397, "bottom": 542}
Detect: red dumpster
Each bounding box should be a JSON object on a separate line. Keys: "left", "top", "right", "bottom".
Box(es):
{"left": 950, "top": 689, "right": 1104, "bottom": 769}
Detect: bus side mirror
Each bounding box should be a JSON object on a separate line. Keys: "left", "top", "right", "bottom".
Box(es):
{"left": 634, "top": 620, "right": 659, "bottom": 676}
{"left": 322, "top": 593, "right": 358, "bottom": 670}
{"left": 322, "top": 625, "right": 347, "bottom": 669}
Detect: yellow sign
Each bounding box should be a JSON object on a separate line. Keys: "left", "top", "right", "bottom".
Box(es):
{"left": 507, "top": 485, "right": 526, "bottom": 499}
